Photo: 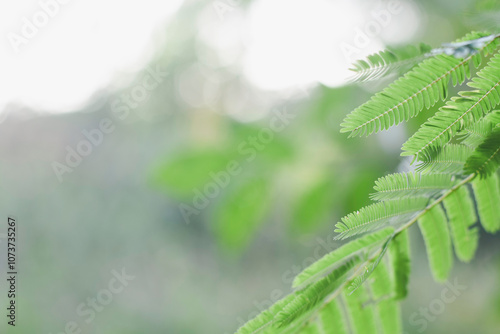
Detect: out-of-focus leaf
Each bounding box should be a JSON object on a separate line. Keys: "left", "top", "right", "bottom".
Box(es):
{"left": 291, "top": 178, "right": 335, "bottom": 234}
{"left": 151, "top": 149, "right": 232, "bottom": 197}
{"left": 213, "top": 177, "right": 272, "bottom": 252}
{"left": 342, "top": 166, "right": 385, "bottom": 214}
{"left": 230, "top": 122, "right": 295, "bottom": 164}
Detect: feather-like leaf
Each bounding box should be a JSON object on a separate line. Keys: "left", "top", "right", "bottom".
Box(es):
{"left": 375, "top": 297, "right": 400, "bottom": 334}
{"left": 443, "top": 186, "right": 479, "bottom": 262}
{"left": 301, "top": 321, "right": 320, "bottom": 334}
{"left": 348, "top": 43, "right": 432, "bottom": 82}
{"left": 472, "top": 173, "right": 500, "bottom": 232}
{"left": 402, "top": 52, "right": 500, "bottom": 158}
{"left": 371, "top": 172, "right": 460, "bottom": 201}
{"left": 418, "top": 205, "right": 453, "bottom": 282}
{"left": 334, "top": 198, "right": 428, "bottom": 240}
{"left": 389, "top": 230, "right": 411, "bottom": 300}
{"left": 235, "top": 294, "right": 296, "bottom": 334}
{"left": 464, "top": 127, "right": 500, "bottom": 177}
{"left": 416, "top": 144, "right": 473, "bottom": 174}
{"left": 458, "top": 109, "right": 500, "bottom": 145}
{"left": 343, "top": 286, "right": 378, "bottom": 334}
{"left": 293, "top": 228, "right": 394, "bottom": 289}
{"left": 275, "top": 258, "right": 359, "bottom": 328}
{"left": 347, "top": 235, "right": 393, "bottom": 295}
{"left": 319, "top": 299, "right": 349, "bottom": 334}
{"left": 371, "top": 261, "right": 402, "bottom": 334}
{"left": 484, "top": 109, "right": 500, "bottom": 125}
{"left": 341, "top": 32, "right": 499, "bottom": 137}
{"left": 459, "top": 117, "right": 496, "bottom": 147}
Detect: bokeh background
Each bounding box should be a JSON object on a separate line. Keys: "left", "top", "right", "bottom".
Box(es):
{"left": 0, "top": 0, "right": 499, "bottom": 333}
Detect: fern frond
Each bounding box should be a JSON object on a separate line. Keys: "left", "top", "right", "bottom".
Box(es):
{"left": 389, "top": 230, "right": 411, "bottom": 300}
{"left": 348, "top": 43, "right": 432, "bottom": 82}
{"left": 334, "top": 198, "right": 428, "bottom": 240}
{"left": 464, "top": 127, "right": 500, "bottom": 177}
{"left": 416, "top": 144, "right": 473, "bottom": 174}
{"left": 235, "top": 294, "right": 296, "bottom": 334}
{"left": 402, "top": 52, "right": 500, "bottom": 158}
{"left": 375, "top": 298, "right": 400, "bottom": 334}
{"left": 237, "top": 31, "right": 500, "bottom": 334}
{"left": 418, "top": 205, "right": 453, "bottom": 282}
{"left": 484, "top": 108, "right": 500, "bottom": 124}
{"left": 347, "top": 236, "right": 393, "bottom": 295}
{"left": 443, "top": 186, "right": 479, "bottom": 262}
{"left": 318, "top": 299, "right": 349, "bottom": 334}
{"left": 300, "top": 321, "right": 320, "bottom": 334}
{"left": 275, "top": 259, "right": 359, "bottom": 328}
{"left": 343, "top": 286, "right": 377, "bottom": 333}
{"left": 341, "top": 32, "right": 499, "bottom": 137}
{"left": 472, "top": 173, "right": 500, "bottom": 232}
{"left": 371, "top": 172, "right": 460, "bottom": 201}
{"left": 371, "top": 261, "right": 402, "bottom": 334}
{"left": 459, "top": 116, "right": 496, "bottom": 147}
{"left": 458, "top": 109, "right": 500, "bottom": 149}
{"left": 293, "top": 228, "right": 394, "bottom": 289}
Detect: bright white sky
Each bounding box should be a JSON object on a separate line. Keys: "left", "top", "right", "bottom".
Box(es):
{"left": 0, "top": 0, "right": 183, "bottom": 114}
{"left": 0, "top": 0, "right": 421, "bottom": 115}
{"left": 242, "top": 0, "right": 421, "bottom": 90}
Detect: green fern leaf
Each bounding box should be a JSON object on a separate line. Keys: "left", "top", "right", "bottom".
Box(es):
{"left": 293, "top": 228, "right": 394, "bottom": 289}
{"left": 484, "top": 109, "right": 500, "bottom": 124}
{"left": 402, "top": 52, "right": 500, "bottom": 158}
{"left": 464, "top": 127, "right": 500, "bottom": 177}
{"left": 343, "top": 286, "right": 378, "bottom": 334}
{"left": 375, "top": 298, "right": 400, "bottom": 334}
{"left": 443, "top": 186, "right": 479, "bottom": 262}
{"left": 341, "top": 32, "right": 499, "bottom": 137}
{"left": 472, "top": 173, "right": 500, "bottom": 232}
{"left": 235, "top": 294, "right": 296, "bottom": 334}
{"left": 418, "top": 205, "right": 453, "bottom": 282}
{"left": 371, "top": 172, "right": 460, "bottom": 201}
{"left": 389, "top": 230, "right": 411, "bottom": 300}
{"left": 347, "top": 234, "right": 393, "bottom": 295}
{"left": 371, "top": 261, "right": 402, "bottom": 334}
{"left": 236, "top": 31, "right": 500, "bottom": 334}
{"left": 459, "top": 116, "right": 496, "bottom": 147}
{"left": 275, "top": 258, "right": 359, "bottom": 328}
{"left": 319, "top": 299, "right": 349, "bottom": 334}
{"left": 349, "top": 43, "right": 432, "bottom": 82}
{"left": 301, "top": 321, "right": 320, "bottom": 334}
{"left": 416, "top": 144, "right": 473, "bottom": 174}
{"left": 334, "top": 198, "right": 428, "bottom": 240}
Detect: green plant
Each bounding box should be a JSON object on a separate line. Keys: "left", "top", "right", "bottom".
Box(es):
{"left": 236, "top": 31, "right": 500, "bottom": 334}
